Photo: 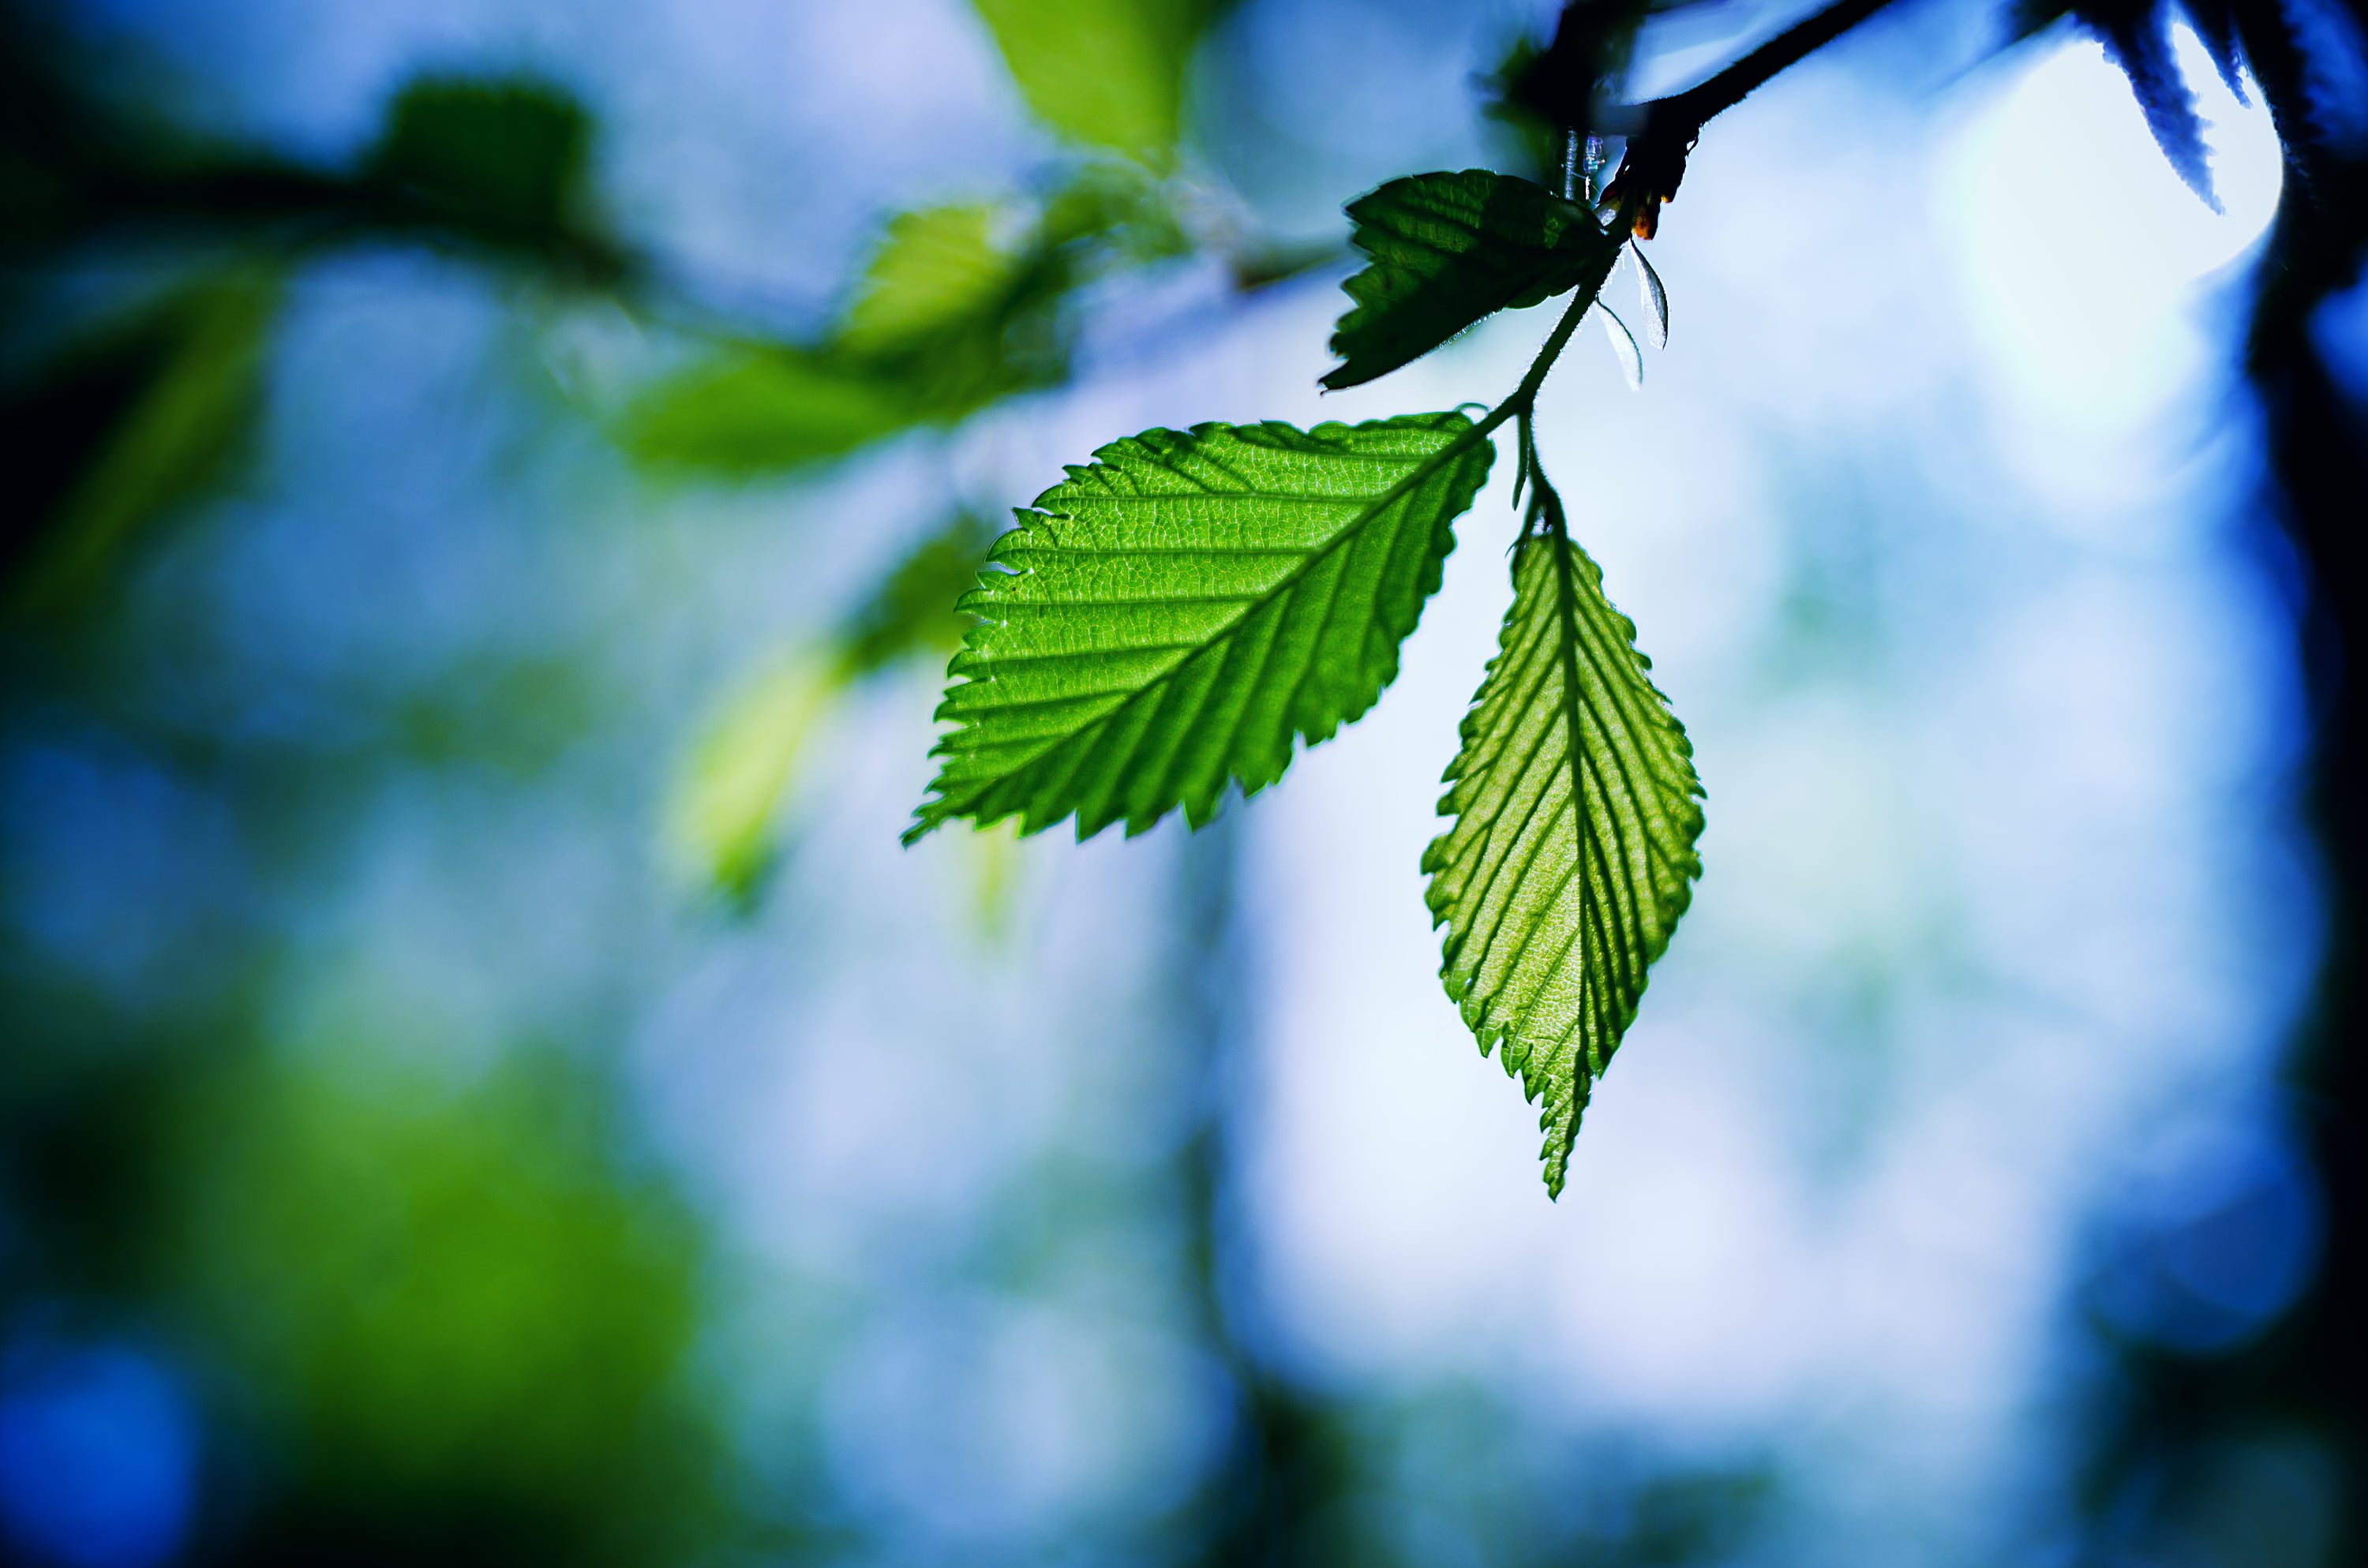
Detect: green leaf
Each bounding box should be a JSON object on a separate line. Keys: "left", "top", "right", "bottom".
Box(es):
{"left": 1323, "top": 170, "right": 1621, "bottom": 391}
{"left": 364, "top": 77, "right": 605, "bottom": 259}
{"left": 1423, "top": 509, "right": 1703, "bottom": 1197}
{"left": 664, "top": 515, "right": 995, "bottom": 907}
{"left": 6, "top": 268, "right": 282, "bottom": 615}
{"left": 618, "top": 164, "right": 1210, "bottom": 481}
{"left": 838, "top": 204, "right": 1025, "bottom": 357}
{"left": 664, "top": 651, "right": 847, "bottom": 907}
{"left": 969, "top": 0, "right": 1223, "bottom": 156}
{"left": 909, "top": 411, "right": 1495, "bottom": 843}
{"left": 618, "top": 347, "right": 916, "bottom": 476}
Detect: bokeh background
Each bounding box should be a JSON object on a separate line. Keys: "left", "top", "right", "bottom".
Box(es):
{"left": 2, "top": 0, "right": 2362, "bottom": 1564}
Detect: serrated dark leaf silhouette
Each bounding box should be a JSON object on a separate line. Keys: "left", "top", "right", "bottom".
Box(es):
{"left": 1324, "top": 170, "right": 1622, "bottom": 391}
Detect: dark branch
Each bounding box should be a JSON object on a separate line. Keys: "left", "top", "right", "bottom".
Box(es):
{"left": 1582, "top": 0, "right": 1905, "bottom": 235}
{"left": 1639, "top": 0, "right": 1901, "bottom": 133}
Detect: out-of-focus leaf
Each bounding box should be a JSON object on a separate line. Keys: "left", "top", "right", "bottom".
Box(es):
{"left": 839, "top": 204, "right": 1025, "bottom": 356}
{"left": 839, "top": 511, "right": 999, "bottom": 675}
{"left": 2080, "top": 0, "right": 2221, "bottom": 209}
{"left": 835, "top": 200, "right": 1070, "bottom": 417}
{"left": 970, "top": 0, "right": 1226, "bottom": 156}
{"left": 6, "top": 269, "right": 282, "bottom": 615}
{"left": 1424, "top": 492, "right": 1702, "bottom": 1196}
{"left": 1039, "top": 160, "right": 1194, "bottom": 261}
{"left": 618, "top": 347, "right": 916, "bottom": 475}
{"left": 665, "top": 653, "right": 846, "bottom": 906}
{"left": 964, "top": 818, "right": 1025, "bottom": 941}
{"left": 1323, "top": 170, "right": 1621, "bottom": 391}
{"left": 362, "top": 76, "right": 618, "bottom": 264}
{"left": 1481, "top": 34, "right": 1572, "bottom": 185}
{"left": 178, "top": 1051, "right": 711, "bottom": 1532}
{"left": 909, "top": 413, "right": 1494, "bottom": 843}
{"left": 665, "top": 512, "right": 996, "bottom": 905}
{"left": 621, "top": 249, "right": 1047, "bottom": 478}
{"left": 1493, "top": 0, "right": 1654, "bottom": 137}
{"left": 616, "top": 158, "right": 1221, "bottom": 481}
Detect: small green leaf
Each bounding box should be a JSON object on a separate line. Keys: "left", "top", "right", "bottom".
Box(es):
{"left": 969, "top": 0, "right": 1220, "bottom": 156}
{"left": 618, "top": 347, "right": 916, "bottom": 476}
{"left": 617, "top": 165, "right": 1210, "bottom": 481}
{"left": 839, "top": 204, "right": 1025, "bottom": 357}
{"left": 665, "top": 651, "right": 846, "bottom": 907}
{"left": 910, "top": 411, "right": 1495, "bottom": 842}
{"left": 1424, "top": 503, "right": 1703, "bottom": 1196}
{"left": 1323, "top": 170, "right": 1621, "bottom": 391}
{"left": 665, "top": 513, "right": 998, "bottom": 907}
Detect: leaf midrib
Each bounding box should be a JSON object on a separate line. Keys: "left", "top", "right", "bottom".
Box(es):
{"left": 946, "top": 418, "right": 1489, "bottom": 807}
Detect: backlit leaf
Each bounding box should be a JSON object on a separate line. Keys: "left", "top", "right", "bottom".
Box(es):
{"left": 665, "top": 652, "right": 845, "bottom": 907}
{"left": 618, "top": 347, "right": 916, "bottom": 476}
{"left": 1424, "top": 502, "right": 1703, "bottom": 1196}
{"left": 909, "top": 412, "right": 1495, "bottom": 842}
{"left": 363, "top": 77, "right": 617, "bottom": 263}
{"left": 839, "top": 204, "right": 1024, "bottom": 357}
{"left": 970, "top": 0, "right": 1222, "bottom": 155}
{"left": 1322, "top": 170, "right": 1621, "bottom": 391}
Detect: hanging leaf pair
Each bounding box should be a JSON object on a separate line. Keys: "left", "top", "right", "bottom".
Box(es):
{"left": 907, "top": 168, "right": 1705, "bottom": 1195}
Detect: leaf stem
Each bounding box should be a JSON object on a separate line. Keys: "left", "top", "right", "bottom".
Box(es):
{"left": 1299, "top": 241, "right": 1610, "bottom": 557}
{"left": 1481, "top": 276, "right": 1602, "bottom": 438}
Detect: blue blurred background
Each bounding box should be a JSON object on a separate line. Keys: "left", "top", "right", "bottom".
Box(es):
{"left": 1, "top": 0, "right": 2360, "bottom": 1563}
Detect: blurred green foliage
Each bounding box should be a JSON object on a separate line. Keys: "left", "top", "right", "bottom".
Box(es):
{"left": 0, "top": 17, "right": 626, "bottom": 619}
{"left": 667, "top": 511, "right": 996, "bottom": 907}
{"left": 837, "top": 204, "right": 1025, "bottom": 356}
{"left": 972, "top": 0, "right": 1231, "bottom": 156}
{"left": 620, "top": 347, "right": 922, "bottom": 475}
{"left": 361, "top": 78, "right": 609, "bottom": 271}
{"left": 2, "top": 268, "right": 280, "bottom": 615}
{"left": 170, "top": 1050, "right": 711, "bottom": 1557}
{"left": 0, "top": 0, "right": 1281, "bottom": 634}
{"left": 837, "top": 510, "right": 999, "bottom": 678}
{"left": 0, "top": 0, "right": 1344, "bottom": 1556}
